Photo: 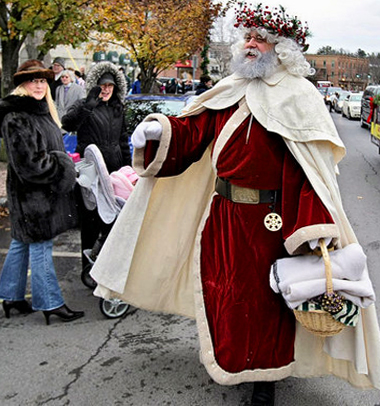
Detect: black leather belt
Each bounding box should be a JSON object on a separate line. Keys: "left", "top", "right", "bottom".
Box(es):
{"left": 215, "top": 177, "right": 280, "bottom": 204}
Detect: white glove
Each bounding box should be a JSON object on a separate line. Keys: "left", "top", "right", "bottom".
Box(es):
{"left": 131, "top": 121, "right": 163, "bottom": 149}
{"left": 308, "top": 237, "right": 332, "bottom": 250}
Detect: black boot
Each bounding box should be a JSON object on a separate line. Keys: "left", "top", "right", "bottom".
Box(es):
{"left": 2, "top": 300, "right": 34, "bottom": 318}
{"left": 251, "top": 381, "right": 275, "bottom": 406}
{"left": 43, "top": 304, "right": 84, "bottom": 325}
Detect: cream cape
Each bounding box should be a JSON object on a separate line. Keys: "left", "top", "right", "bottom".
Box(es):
{"left": 91, "top": 66, "right": 380, "bottom": 389}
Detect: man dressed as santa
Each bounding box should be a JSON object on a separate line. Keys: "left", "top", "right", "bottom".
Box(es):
{"left": 91, "top": 3, "right": 380, "bottom": 405}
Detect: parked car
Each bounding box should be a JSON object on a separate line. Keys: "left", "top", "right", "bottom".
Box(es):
{"left": 334, "top": 91, "right": 351, "bottom": 114}
{"left": 360, "top": 85, "right": 380, "bottom": 129}
{"left": 342, "top": 93, "right": 363, "bottom": 119}
{"left": 125, "top": 93, "right": 197, "bottom": 138}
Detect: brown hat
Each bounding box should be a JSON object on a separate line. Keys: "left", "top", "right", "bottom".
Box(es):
{"left": 13, "top": 59, "right": 55, "bottom": 87}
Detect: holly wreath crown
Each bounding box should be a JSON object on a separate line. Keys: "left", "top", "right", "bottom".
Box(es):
{"left": 234, "top": 2, "right": 311, "bottom": 51}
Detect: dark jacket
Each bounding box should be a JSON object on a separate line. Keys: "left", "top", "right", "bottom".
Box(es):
{"left": 166, "top": 79, "right": 177, "bottom": 94}
{"left": 61, "top": 62, "right": 131, "bottom": 173}
{"left": 49, "top": 77, "right": 63, "bottom": 100}
{"left": 0, "top": 95, "right": 78, "bottom": 243}
{"left": 195, "top": 82, "right": 211, "bottom": 95}
{"left": 131, "top": 79, "right": 141, "bottom": 94}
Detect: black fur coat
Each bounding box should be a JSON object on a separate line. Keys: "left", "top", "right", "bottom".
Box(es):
{"left": 0, "top": 95, "right": 78, "bottom": 242}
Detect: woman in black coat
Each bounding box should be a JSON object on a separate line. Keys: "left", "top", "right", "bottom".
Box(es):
{"left": 61, "top": 62, "right": 131, "bottom": 272}
{"left": 0, "top": 59, "right": 83, "bottom": 325}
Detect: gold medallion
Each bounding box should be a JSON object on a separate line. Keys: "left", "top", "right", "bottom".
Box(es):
{"left": 264, "top": 213, "right": 283, "bottom": 231}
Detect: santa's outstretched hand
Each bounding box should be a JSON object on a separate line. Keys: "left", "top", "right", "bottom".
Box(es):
{"left": 131, "top": 121, "right": 162, "bottom": 149}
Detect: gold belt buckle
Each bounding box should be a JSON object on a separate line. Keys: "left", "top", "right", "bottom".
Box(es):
{"left": 230, "top": 184, "right": 260, "bottom": 204}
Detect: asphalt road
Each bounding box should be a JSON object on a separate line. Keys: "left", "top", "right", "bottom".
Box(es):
{"left": 0, "top": 111, "right": 380, "bottom": 405}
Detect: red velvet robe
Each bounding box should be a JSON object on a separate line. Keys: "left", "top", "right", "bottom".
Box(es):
{"left": 145, "top": 104, "right": 334, "bottom": 373}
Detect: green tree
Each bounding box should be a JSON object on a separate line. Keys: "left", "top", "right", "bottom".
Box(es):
{"left": 356, "top": 48, "right": 367, "bottom": 58}
{"left": 200, "top": 38, "right": 210, "bottom": 75}
{"left": 316, "top": 45, "right": 337, "bottom": 55}
{"left": 0, "top": 0, "right": 93, "bottom": 96}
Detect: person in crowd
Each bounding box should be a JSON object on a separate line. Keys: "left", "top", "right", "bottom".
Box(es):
{"left": 195, "top": 74, "right": 213, "bottom": 95}
{"left": 176, "top": 78, "right": 185, "bottom": 94}
{"left": 150, "top": 79, "right": 163, "bottom": 94}
{"left": 183, "top": 78, "right": 193, "bottom": 93}
{"left": 55, "top": 69, "right": 86, "bottom": 120}
{"left": 49, "top": 56, "right": 65, "bottom": 100}
{"left": 0, "top": 59, "right": 83, "bottom": 325}
{"left": 165, "top": 78, "right": 177, "bottom": 94}
{"left": 61, "top": 61, "right": 131, "bottom": 274}
{"left": 74, "top": 70, "right": 86, "bottom": 89}
{"left": 90, "top": 3, "right": 380, "bottom": 404}
{"left": 131, "top": 73, "right": 141, "bottom": 94}
{"left": 79, "top": 66, "right": 86, "bottom": 81}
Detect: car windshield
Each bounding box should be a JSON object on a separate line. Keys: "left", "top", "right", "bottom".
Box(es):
{"left": 339, "top": 92, "right": 350, "bottom": 100}
{"left": 327, "top": 87, "right": 341, "bottom": 95}
{"left": 125, "top": 94, "right": 196, "bottom": 136}
{"left": 350, "top": 95, "right": 362, "bottom": 102}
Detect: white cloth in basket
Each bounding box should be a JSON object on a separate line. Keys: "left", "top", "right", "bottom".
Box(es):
{"left": 270, "top": 243, "right": 376, "bottom": 309}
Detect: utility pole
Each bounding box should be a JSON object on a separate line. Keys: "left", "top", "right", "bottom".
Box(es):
{"left": 192, "top": 55, "right": 198, "bottom": 91}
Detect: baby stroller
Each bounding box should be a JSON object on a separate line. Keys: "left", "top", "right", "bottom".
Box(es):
{"left": 75, "top": 144, "right": 138, "bottom": 318}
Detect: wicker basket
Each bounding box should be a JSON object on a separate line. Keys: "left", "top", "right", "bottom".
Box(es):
{"left": 293, "top": 239, "right": 346, "bottom": 337}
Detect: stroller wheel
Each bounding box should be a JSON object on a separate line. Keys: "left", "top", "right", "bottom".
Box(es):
{"left": 99, "top": 298, "right": 130, "bottom": 319}
{"left": 81, "top": 263, "right": 97, "bottom": 290}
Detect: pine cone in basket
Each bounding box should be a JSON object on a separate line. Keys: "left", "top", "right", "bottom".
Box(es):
{"left": 321, "top": 292, "right": 345, "bottom": 314}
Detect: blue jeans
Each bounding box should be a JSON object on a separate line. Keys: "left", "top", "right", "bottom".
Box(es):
{"left": 0, "top": 239, "right": 64, "bottom": 311}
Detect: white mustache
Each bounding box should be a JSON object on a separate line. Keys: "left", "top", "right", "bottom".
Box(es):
{"left": 244, "top": 49, "right": 261, "bottom": 57}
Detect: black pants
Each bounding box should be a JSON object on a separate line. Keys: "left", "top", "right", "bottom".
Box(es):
{"left": 75, "top": 186, "right": 114, "bottom": 271}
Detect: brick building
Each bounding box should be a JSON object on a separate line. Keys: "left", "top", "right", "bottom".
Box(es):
{"left": 306, "top": 54, "right": 370, "bottom": 91}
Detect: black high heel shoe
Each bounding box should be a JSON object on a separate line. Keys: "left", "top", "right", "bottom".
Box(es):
{"left": 43, "top": 304, "right": 84, "bottom": 325}
{"left": 251, "top": 381, "right": 275, "bottom": 406}
{"left": 2, "top": 300, "right": 34, "bottom": 319}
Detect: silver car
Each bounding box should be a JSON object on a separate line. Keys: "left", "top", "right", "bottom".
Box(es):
{"left": 334, "top": 91, "right": 351, "bottom": 114}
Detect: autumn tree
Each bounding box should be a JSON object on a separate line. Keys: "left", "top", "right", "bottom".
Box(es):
{"left": 92, "top": 0, "right": 225, "bottom": 93}
{"left": 0, "top": 0, "right": 94, "bottom": 96}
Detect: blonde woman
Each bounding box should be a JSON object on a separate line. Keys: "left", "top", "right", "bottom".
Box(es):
{"left": 0, "top": 60, "right": 83, "bottom": 325}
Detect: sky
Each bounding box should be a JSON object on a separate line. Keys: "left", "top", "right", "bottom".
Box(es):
{"left": 222, "top": 0, "right": 380, "bottom": 55}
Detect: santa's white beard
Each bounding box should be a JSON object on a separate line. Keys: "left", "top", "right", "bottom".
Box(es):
{"left": 231, "top": 48, "right": 280, "bottom": 79}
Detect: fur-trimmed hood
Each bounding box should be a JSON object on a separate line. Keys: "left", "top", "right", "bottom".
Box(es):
{"left": 86, "top": 62, "right": 127, "bottom": 104}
